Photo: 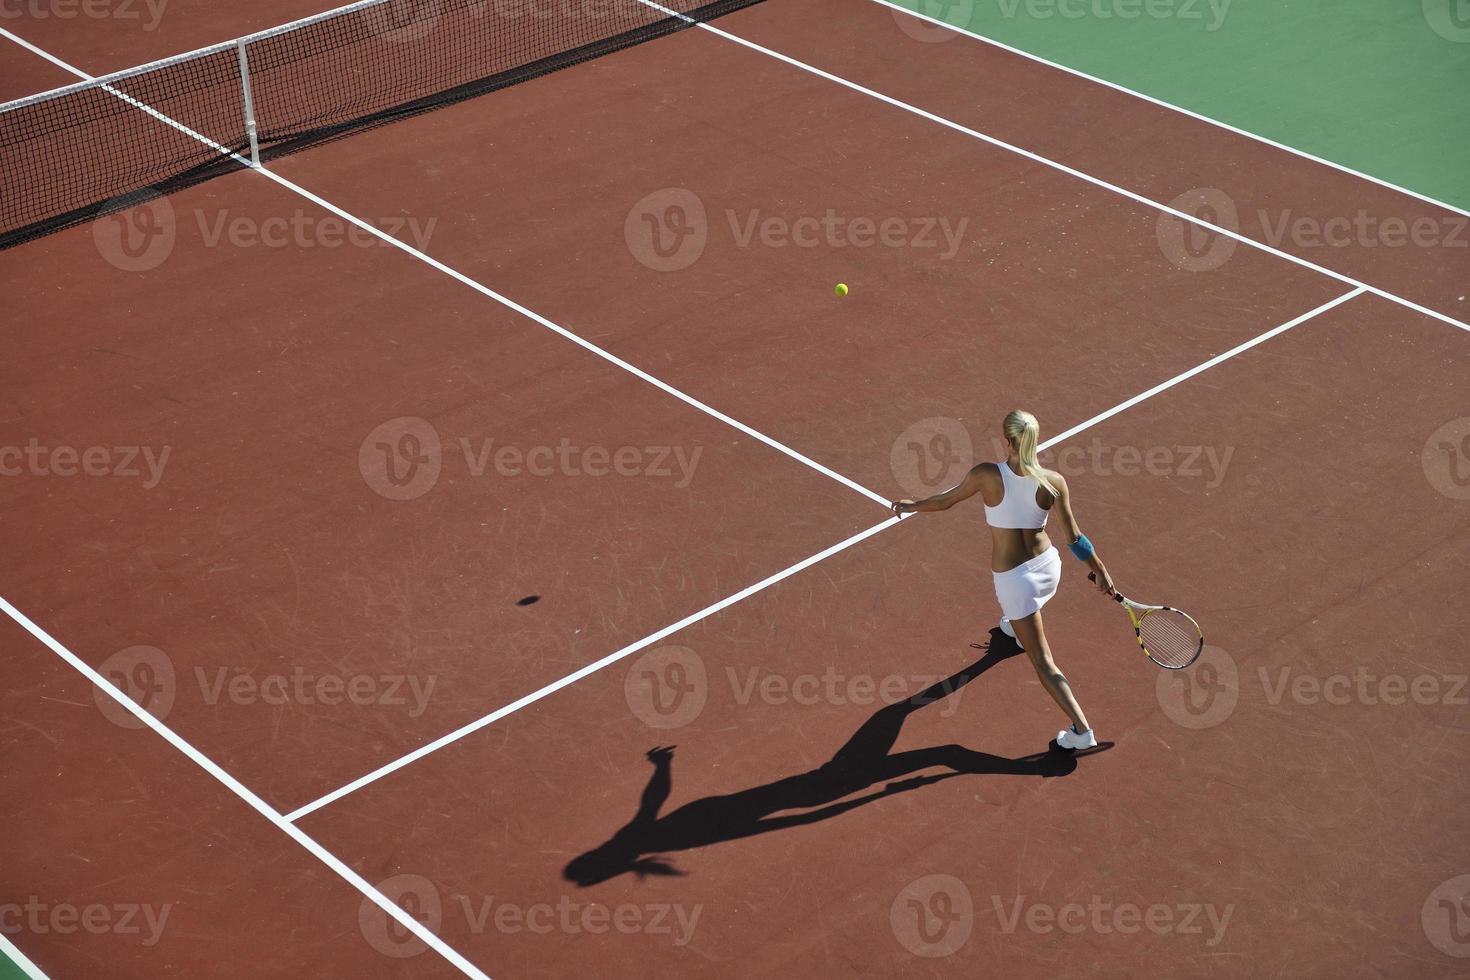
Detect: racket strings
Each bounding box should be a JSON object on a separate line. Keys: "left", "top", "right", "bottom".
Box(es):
{"left": 1138, "top": 610, "right": 1202, "bottom": 668}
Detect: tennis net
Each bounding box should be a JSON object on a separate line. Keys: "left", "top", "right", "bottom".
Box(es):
{"left": 0, "top": 0, "right": 765, "bottom": 249}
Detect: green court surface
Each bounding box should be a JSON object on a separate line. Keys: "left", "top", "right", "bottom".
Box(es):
{"left": 0, "top": 950, "right": 34, "bottom": 980}
{"left": 888, "top": 0, "right": 1470, "bottom": 211}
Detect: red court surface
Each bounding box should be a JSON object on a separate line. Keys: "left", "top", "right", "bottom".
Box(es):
{"left": 292, "top": 294, "right": 1470, "bottom": 979}
{"left": 0, "top": 186, "right": 882, "bottom": 808}
{"left": 264, "top": 20, "right": 1354, "bottom": 490}
{"left": 0, "top": 37, "right": 74, "bottom": 100}
{"left": 0, "top": 614, "right": 461, "bottom": 978}
{"left": 2, "top": 1, "right": 1469, "bottom": 977}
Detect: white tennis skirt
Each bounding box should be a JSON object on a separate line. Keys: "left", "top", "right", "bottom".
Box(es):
{"left": 992, "top": 546, "right": 1062, "bottom": 621}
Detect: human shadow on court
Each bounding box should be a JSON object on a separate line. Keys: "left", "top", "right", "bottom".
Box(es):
{"left": 564, "top": 631, "right": 1109, "bottom": 887}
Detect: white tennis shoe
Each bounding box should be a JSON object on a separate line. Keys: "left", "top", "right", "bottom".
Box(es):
{"left": 1056, "top": 725, "right": 1097, "bottom": 751}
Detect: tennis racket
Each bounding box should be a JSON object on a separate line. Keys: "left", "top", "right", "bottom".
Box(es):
{"left": 1089, "top": 573, "right": 1204, "bottom": 670}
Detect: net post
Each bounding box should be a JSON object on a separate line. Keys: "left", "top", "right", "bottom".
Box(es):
{"left": 236, "top": 39, "right": 261, "bottom": 168}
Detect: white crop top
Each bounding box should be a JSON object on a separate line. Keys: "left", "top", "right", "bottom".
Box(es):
{"left": 983, "top": 461, "right": 1052, "bottom": 530}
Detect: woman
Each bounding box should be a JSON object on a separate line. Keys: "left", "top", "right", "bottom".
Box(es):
{"left": 892, "top": 410, "right": 1113, "bottom": 750}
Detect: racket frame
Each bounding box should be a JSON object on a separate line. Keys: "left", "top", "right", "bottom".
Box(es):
{"left": 1090, "top": 573, "right": 1204, "bottom": 670}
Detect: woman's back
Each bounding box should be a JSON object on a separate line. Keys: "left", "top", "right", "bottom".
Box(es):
{"left": 980, "top": 460, "right": 1056, "bottom": 573}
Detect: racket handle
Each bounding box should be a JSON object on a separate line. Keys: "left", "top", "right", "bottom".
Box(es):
{"left": 1088, "top": 571, "right": 1125, "bottom": 603}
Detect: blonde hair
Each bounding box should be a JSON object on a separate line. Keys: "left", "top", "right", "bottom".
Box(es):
{"left": 1003, "top": 410, "right": 1057, "bottom": 500}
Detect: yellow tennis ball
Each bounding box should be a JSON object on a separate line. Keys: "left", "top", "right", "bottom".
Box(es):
{"left": 834, "top": 283, "right": 849, "bottom": 297}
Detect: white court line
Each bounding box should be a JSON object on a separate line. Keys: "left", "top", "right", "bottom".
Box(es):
{"left": 0, "top": 0, "right": 1411, "bottom": 828}
{"left": 0, "top": 25, "right": 892, "bottom": 977}
{"left": 1044, "top": 287, "right": 1366, "bottom": 447}
{"left": 286, "top": 513, "right": 904, "bottom": 821}
{"left": 0, "top": 0, "right": 1425, "bottom": 822}
{"left": 9, "top": 20, "right": 1468, "bottom": 348}
{"left": 0, "top": 26, "right": 891, "bottom": 511}
{"left": 0, "top": 934, "right": 49, "bottom": 980}
{"left": 0, "top": 598, "right": 492, "bottom": 980}
{"left": 249, "top": 168, "right": 893, "bottom": 507}
{"left": 0, "top": 10, "right": 1383, "bottom": 971}
{"left": 287, "top": 285, "right": 1364, "bottom": 821}
{"left": 631, "top": 0, "right": 1470, "bottom": 336}
{"left": 871, "top": 0, "right": 1470, "bottom": 221}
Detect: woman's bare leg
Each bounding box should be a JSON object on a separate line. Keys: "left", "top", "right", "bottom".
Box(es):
{"left": 1010, "top": 611, "right": 1091, "bottom": 733}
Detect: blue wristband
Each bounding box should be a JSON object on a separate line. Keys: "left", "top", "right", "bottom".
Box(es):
{"left": 1068, "top": 534, "right": 1094, "bottom": 562}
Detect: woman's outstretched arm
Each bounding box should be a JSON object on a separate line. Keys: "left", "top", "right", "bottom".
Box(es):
{"left": 892, "top": 464, "right": 989, "bottom": 517}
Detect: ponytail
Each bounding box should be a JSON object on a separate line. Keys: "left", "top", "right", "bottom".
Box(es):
{"left": 1002, "top": 410, "right": 1058, "bottom": 500}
